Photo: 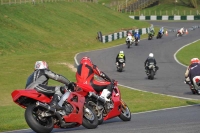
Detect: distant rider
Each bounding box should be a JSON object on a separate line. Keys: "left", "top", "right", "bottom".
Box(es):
{"left": 159, "top": 27, "right": 164, "bottom": 35}
{"left": 134, "top": 29, "right": 140, "bottom": 42}
{"left": 126, "top": 32, "right": 133, "bottom": 43}
{"left": 116, "top": 51, "right": 126, "bottom": 67}
{"left": 76, "top": 57, "right": 113, "bottom": 101}
{"left": 144, "top": 53, "right": 158, "bottom": 75}
{"left": 149, "top": 24, "right": 155, "bottom": 36}
{"left": 178, "top": 27, "right": 185, "bottom": 35}
{"left": 185, "top": 58, "right": 200, "bottom": 90}
{"left": 25, "top": 61, "right": 71, "bottom": 110}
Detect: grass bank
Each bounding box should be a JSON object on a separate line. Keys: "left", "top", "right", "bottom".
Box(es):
{"left": 176, "top": 40, "right": 200, "bottom": 65}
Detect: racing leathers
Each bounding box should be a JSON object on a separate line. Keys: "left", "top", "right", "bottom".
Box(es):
{"left": 134, "top": 32, "right": 140, "bottom": 42}
{"left": 178, "top": 27, "right": 185, "bottom": 35}
{"left": 76, "top": 63, "right": 113, "bottom": 101}
{"left": 159, "top": 27, "right": 164, "bottom": 35}
{"left": 26, "top": 69, "right": 70, "bottom": 110}
{"left": 116, "top": 53, "right": 126, "bottom": 67}
{"left": 188, "top": 63, "right": 200, "bottom": 89}
{"left": 144, "top": 57, "right": 158, "bottom": 74}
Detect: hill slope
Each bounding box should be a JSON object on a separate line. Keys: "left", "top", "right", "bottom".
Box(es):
{"left": 0, "top": 2, "right": 149, "bottom": 56}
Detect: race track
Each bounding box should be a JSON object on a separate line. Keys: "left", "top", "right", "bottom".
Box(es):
{"left": 3, "top": 21, "right": 200, "bottom": 133}
{"left": 76, "top": 21, "right": 200, "bottom": 100}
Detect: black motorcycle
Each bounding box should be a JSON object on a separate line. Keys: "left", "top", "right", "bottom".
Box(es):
{"left": 116, "top": 59, "right": 125, "bottom": 72}
{"left": 134, "top": 37, "right": 139, "bottom": 46}
{"left": 145, "top": 63, "right": 158, "bottom": 80}
{"left": 156, "top": 31, "right": 163, "bottom": 39}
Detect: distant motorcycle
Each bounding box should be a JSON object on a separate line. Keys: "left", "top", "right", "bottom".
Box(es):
{"left": 126, "top": 35, "right": 133, "bottom": 48}
{"left": 11, "top": 86, "right": 98, "bottom": 133}
{"left": 145, "top": 63, "right": 158, "bottom": 80}
{"left": 176, "top": 30, "right": 183, "bottom": 37}
{"left": 134, "top": 37, "right": 139, "bottom": 46}
{"left": 116, "top": 59, "right": 125, "bottom": 72}
{"left": 156, "top": 31, "right": 164, "bottom": 39}
{"left": 148, "top": 32, "right": 154, "bottom": 40}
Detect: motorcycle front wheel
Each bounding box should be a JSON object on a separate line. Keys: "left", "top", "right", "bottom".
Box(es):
{"left": 82, "top": 104, "right": 98, "bottom": 129}
{"left": 25, "top": 104, "right": 54, "bottom": 133}
{"left": 119, "top": 100, "right": 131, "bottom": 121}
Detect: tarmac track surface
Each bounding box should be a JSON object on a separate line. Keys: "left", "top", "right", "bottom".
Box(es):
{"left": 3, "top": 21, "right": 200, "bottom": 133}
{"left": 76, "top": 21, "right": 200, "bottom": 100}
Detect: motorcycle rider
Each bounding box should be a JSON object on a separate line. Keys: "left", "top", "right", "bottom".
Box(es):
{"left": 116, "top": 51, "right": 126, "bottom": 67}
{"left": 159, "top": 27, "right": 164, "bottom": 35}
{"left": 25, "top": 61, "right": 71, "bottom": 110}
{"left": 76, "top": 57, "right": 113, "bottom": 102}
{"left": 134, "top": 29, "right": 140, "bottom": 42}
{"left": 178, "top": 27, "right": 185, "bottom": 35}
{"left": 144, "top": 53, "right": 158, "bottom": 75}
{"left": 185, "top": 58, "right": 200, "bottom": 90}
{"left": 187, "top": 58, "right": 200, "bottom": 93}
{"left": 149, "top": 24, "right": 155, "bottom": 36}
{"left": 126, "top": 31, "right": 134, "bottom": 44}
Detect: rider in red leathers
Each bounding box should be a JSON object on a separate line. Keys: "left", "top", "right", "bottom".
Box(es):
{"left": 76, "top": 57, "right": 113, "bottom": 101}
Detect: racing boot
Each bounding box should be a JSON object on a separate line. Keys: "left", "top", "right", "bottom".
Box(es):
{"left": 49, "top": 94, "right": 66, "bottom": 111}
{"left": 100, "top": 89, "right": 111, "bottom": 102}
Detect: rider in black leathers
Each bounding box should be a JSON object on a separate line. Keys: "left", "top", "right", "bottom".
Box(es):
{"left": 25, "top": 61, "right": 71, "bottom": 110}
{"left": 144, "top": 53, "right": 158, "bottom": 75}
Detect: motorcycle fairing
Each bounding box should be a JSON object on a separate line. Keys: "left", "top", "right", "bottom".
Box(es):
{"left": 63, "top": 92, "right": 85, "bottom": 124}
{"left": 11, "top": 89, "right": 51, "bottom": 108}
{"left": 103, "top": 87, "right": 122, "bottom": 120}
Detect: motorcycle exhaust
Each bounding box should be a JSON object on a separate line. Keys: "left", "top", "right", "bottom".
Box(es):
{"left": 88, "top": 92, "right": 106, "bottom": 104}
{"left": 36, "top": 101, "right": 56, "bottom": 112}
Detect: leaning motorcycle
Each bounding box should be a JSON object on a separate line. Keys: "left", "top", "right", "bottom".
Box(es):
{"left": 75, "top": 78, "right": 131, "bottom": 125}
{"left": 176, "top": 30, "right": 183, "bottom": 37}
{"left": 126, "top": 36, "right": 133, "bottom": 48}
{"left": 148, "top": 32, "right": 154, "bottom": 40}
{"left": 185, "top": 77, "right": 200, "bottom": 95}
{"left": 11, "top": 86, "right": 98, "bottom": 133}
{"left": 146, "top": 63, "right": 158, "bottom": 80}
{"left": 116, "top": 59, "right": 125, "bottom": 72}
{"left": 156, "top": 31, "right": 163, "bottom": 39}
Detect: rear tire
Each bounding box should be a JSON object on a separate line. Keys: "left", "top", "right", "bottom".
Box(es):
{"left": 25, "top": 104, "right": 54, "bottom": 133}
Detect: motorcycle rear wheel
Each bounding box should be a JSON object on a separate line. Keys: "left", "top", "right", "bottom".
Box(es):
{"left": 82, "top": 104, "right": 98, "bottom": 129}
{"left": 25, "top": 104, "right": 54, "bottom": 133}
{"left": 119, "top": 100, "right": 131, "bottom": 121}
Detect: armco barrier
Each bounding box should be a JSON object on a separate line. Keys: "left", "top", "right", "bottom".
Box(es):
{"left": 129, "top": 15, "right": 200, "bottom": 20}
{"left": 102, "top": 27, "right": 150, "bottom": 43}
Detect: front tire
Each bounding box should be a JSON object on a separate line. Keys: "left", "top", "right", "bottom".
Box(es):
{"left": 82, "top": 104, "right": 98, "bottom": 129}
{"left": 25, "top": 104, "right": 54, "bottom": 133}
{"left": 119, "top": 100, "right": 131, "bottom": 121}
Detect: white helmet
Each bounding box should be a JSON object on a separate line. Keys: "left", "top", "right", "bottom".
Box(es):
{"left": 34, "top": 61, "right": 48, "bottom": 70}
{"left": 149, "top": 53, "right": 154, "bottom": 57}
{"left": 120, "top": 51, "right": 124, "bottom": 54}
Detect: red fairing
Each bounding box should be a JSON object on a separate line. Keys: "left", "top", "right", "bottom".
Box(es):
{"left": 63, "top": 92, "right": 85, "bottom": 124}
{"left": 104, "top": 87, "right": 122, "bottom": 120}
{"left": 11, "top": 89, "right": 51, "bottom": 108}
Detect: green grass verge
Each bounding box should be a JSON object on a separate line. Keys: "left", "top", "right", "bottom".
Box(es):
{"left": 176, "top": 40, "right": 200, "bottom": 66}
{"left": 0, "top": 1, "right": 200, "bottom": 132}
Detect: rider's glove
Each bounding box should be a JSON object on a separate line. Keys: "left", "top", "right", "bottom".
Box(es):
{"left": 67, "top": 82, "right": 76, "bottom": 92}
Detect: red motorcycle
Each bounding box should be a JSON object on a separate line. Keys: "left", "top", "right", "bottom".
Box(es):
{"left": 74, "top": 79, "right": 131, "bottom": 124}
{"left": 11, "top": 87, "right": 98, "bottom": 133}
